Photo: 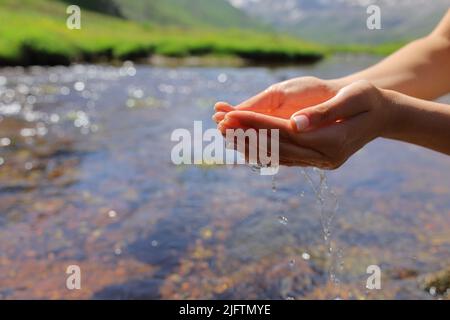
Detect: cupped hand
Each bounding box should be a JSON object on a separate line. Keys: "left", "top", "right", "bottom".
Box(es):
{"left": 212, "top": 77, "right": 342, "bottom": 124}
{"left": 217, "top": 80, "right": 394, "bottom": 169}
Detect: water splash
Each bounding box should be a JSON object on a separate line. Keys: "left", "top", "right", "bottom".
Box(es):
{"left": 249, "top": 156, "right": 342, "bottom": 295}
{"left": 301, "top": 168, "right": 342, "bottom": 289}
{"left": 278, "top": 216, "right": 289, "bottom": 225}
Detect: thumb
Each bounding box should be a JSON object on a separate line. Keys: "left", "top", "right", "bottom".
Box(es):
{"left": 290, "top": 83, "right": 366, "bottom": 132}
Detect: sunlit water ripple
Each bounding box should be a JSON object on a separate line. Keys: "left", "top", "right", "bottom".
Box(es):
{"left": 0, "top": 55, "right": 449, "bottom": 299}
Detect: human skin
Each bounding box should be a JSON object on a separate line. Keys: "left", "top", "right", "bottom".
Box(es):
{"left": 339, "top": 9, "right": 450, "bottom": 101}
{"left": 217, "top": 81, "right": 450, "bottom": 169}
{"left": 212, "top": 10, "right": 450, "bottom": 169}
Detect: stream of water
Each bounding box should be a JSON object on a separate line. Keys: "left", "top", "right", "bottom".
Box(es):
{"left": 302, "top": 169, "right": 342, "bottom": 287}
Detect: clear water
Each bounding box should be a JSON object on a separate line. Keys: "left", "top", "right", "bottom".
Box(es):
{"left": 302, "top": 169, "right": 341, "bottom": 286}
{"left": 0, "top": 55, "right": 449, "bottom": 299}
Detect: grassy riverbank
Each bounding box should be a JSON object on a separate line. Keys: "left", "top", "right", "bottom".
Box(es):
{"left": 0, "top": 0, "right": 402, "bottom": 66}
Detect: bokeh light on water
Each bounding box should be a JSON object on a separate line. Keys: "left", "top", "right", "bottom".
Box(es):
{"left": 0, "top": 56, "right": 449, "bottom": 299}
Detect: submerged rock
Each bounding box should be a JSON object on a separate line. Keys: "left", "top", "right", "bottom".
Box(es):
{"left": 420, "top": 268, "right": 450, "bottom": 296}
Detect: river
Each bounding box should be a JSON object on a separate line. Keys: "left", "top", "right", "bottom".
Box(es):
{"left": 0, "top": 55, "right": 449, "bottom": 299}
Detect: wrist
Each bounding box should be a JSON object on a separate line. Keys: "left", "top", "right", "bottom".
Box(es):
{"left": 378, "top": 88, "right": 405, "bottom": 139}
{"left": 328, "top": 77, "right": 352, "bottom": 90}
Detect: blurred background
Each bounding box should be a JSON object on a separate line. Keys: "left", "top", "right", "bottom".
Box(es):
{"left": 0, "top": 0, "right": 449, "bottom": 299}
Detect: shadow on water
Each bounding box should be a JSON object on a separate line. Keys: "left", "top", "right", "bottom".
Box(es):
{"left": 94, "top": 197, "right": 214, "bottom": 299}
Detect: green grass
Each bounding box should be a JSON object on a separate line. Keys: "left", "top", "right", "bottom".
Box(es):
{"left": 0, "top": 0, "right": 403, "bottom": 66}
{"left": 331, "top": 42, "right": 405, "bottom": 56}
{"left": 64, "top": 0, "right": 270, "bottom": 30}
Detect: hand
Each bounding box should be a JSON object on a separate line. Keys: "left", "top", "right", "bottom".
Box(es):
{"left": 213, "top": 77, "right": 342, "bottom": 123}
{"left": 217, "top": 80, "right": 394, "bottom": 169}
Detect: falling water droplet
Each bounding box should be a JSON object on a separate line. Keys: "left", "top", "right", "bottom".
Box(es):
{"left": 278, "top": 216, "right": 288, "bottom": 225}
{"left": 289, "top": 259, "right": 295, "bottom": 267}
{"left": 272, "top": 175, "right": 277, "bottom": 192}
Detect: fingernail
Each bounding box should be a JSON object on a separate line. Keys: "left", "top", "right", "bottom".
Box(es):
{"left": 293, "top": 115, "right": 310, "bottom": 131}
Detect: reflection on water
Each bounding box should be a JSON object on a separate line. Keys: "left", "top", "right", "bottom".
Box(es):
{"left": 0, "top": 56, "right": 449, "bottom": 299}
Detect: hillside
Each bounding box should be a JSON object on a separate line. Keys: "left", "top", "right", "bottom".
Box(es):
{"left": 60, "top": 0, "right": 269, "bottom": 30}
{"left": 229, "top": 0, "right": 449, "bottom": 44}
{"left": 0, "top": 0, "right": 326, "bottom": 66}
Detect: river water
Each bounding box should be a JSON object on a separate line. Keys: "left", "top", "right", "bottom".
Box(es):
{"left": 0, "top": 55, "right": 449, "bottom": 299}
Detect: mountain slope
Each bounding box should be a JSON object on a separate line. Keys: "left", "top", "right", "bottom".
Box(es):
{"left": 229, "top": 0, "right": 449, "bottom": 44}
{"left": 60, "top": 0, "right": 269, "bottom": 30}
{"left": 0, "top": 0, "right": 325, "bottom": 65}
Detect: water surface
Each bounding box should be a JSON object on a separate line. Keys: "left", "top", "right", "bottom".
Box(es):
{"left": 0, "top": 56, "right": 449, "bottom": 299}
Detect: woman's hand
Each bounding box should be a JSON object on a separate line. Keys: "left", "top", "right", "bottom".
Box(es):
{"left": 213, "top": 76, "right": 343, "bottom": 123}
{"left": 217, "top": 80, "right": 395, "bottom": 169}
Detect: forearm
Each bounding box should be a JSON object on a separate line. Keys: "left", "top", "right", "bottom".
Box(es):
{"left": 381, "top": 89, "right": 450, "bottom": 155}
{"left": 335, "top": 10, "right": 450, "bottom": 100}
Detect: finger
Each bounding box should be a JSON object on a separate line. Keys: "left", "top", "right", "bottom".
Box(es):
{"left": 235, "top": 136, "right": 320, "bottom": 168}
{"left": 223, "top": 133, "right": 270, "bottom": 165}
{"left": 224, "top": 111, "right": 292, "bottom": 134}
{"left": 217, "top": 118, "right": 251, "bottom": 136}
{"left": 238, "top": 143, "right": 304, "bottom": 167}
{"left": 262, "top": 138, "right": 318, "bottom": 166}
{"left": 220, "top": 126, "right": 291, "bottom": 166}
{"left": 222, "top": 110, "right": 306, "bottom": 147}
{"left": 290, "top": 81, "right": 371, "bottom": 132}
{"left": 216, "top": 111, "right": 259, "bottom": 130}
{"left": 235, "top": 88, "right": 281, "bottom": 113}
{"left": 288, "top": 120, "right": 353, "bottom": 157}
{"left": 278, "top": 141, "right": 324, "bottom": 164}
{"left": 214, "top": 101, "right": 234, "bottom": 113}
{"left": 212, "top": 112, "right": 226, "bottom": 123}
{"left": 222, "top": 110, "right": 337, "bottom": 155}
